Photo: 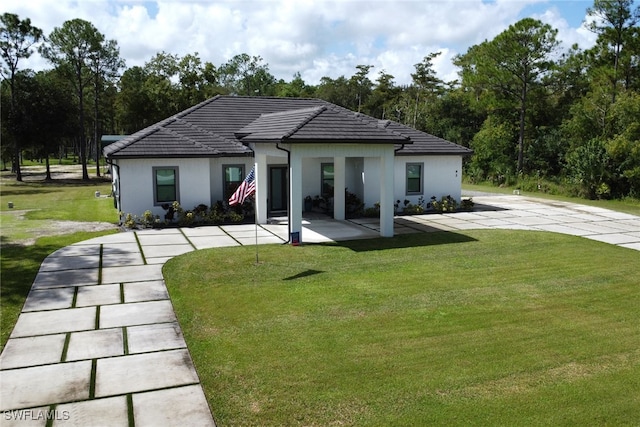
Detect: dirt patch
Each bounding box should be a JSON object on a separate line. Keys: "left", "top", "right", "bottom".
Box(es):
{"left": 3, "top": 209, "right": 119, "bottom": 246}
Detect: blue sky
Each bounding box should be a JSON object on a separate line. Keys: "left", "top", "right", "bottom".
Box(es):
{"left": 3, "top": 0, "right": 622, "bottom": 85}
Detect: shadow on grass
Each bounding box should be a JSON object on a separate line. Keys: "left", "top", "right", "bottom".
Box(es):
{"left": 333, "top": 230, "right": 477, "bottom": 252}
{"left": 283, "top": 269, "right": 324, "bottom": 281}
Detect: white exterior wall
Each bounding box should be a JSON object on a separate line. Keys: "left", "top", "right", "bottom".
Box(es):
{"left": 393, "top": 155, "right": 462, "bottom": 206}
{"left": 116, "top": 157, "right": 213, "bottom": 219}
{"left": 112, "top": 151, "right": 463, "bottom": 225}
{"left": 208, "top": 157, "right": 256, "bottom": 202}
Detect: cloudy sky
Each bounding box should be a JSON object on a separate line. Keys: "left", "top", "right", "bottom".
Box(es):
{"left": 3, "top": 0, "right": 609, "bottom": 85}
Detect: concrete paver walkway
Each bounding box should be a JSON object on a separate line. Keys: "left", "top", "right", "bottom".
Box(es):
{"left": 1, "top": 195, "right": 639, "bottom": 426}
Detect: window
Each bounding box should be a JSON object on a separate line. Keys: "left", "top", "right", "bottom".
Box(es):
{"left": 406, "top": 163, "right": 423, "bottom": 195}
{"left": 154, "top": 167, "right": 179, "bottom": 204}
{"left": 224, "top": 165, "right": 244, "bottom": 200}
{"left": 321, "top": 163, "right": 334, "bottom": 197}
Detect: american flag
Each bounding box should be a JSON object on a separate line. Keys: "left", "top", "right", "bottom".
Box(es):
{"left": 229, "top": 166, "right": 256, "bottom": 206}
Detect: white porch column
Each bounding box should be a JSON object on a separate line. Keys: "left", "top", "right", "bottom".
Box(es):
{"left": 333, "top": 156, "right": 346, "bottom": 220}
{"left": 379, "top": 148, "right": 395, "bottom": 237}
{"left": 289, "top": 149, "right": 303, "bottom": 243}
{"left": 255, "top": 152, "right": 268, "bottom": 224}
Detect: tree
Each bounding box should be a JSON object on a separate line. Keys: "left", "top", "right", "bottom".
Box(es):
{"left": 410, "top": 53, "right": 445, "bottom": 128}
{"left": 115, "top": 66, "right": 154, "bottom": 133}
{"left": 586, "top": 0, "right": 640, "bottom": 101}
{"left": 40, "top": 19, "right": 106, "bottom": 180}
{"left": 0, "top": 13, "right": 43, "bottom": 181}
{"left": 350, "top": 64, "right": 374, "bottom": 112}
{"left": 218, "top": 54, "right": 276, "bottom": 96}
{"left": 455, "top": 18, "right": 559, "bottom": 173}
{"left": 275, "top": 72, "right": 315, "bottom": 98}
{"left": 365, "top": 70, "right": 399, "bottom": 119}
{"left": 89, "top": 38, "right": 124, "bottom": 177}
{"left": 315, "top": 75, "right": 355, "bottom": 109}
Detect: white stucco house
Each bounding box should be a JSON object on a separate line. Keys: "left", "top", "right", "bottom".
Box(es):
{"left": 104, "top": 95, "right": 472, "bottom": 242}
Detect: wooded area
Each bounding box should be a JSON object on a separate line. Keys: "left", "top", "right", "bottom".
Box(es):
{"left": 2, "top": 1, "right": 639, "bottom": 199}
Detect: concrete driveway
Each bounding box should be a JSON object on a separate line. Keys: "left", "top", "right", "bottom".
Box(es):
{"left": 1, "top": 195, "right": 638, "bottom": 426}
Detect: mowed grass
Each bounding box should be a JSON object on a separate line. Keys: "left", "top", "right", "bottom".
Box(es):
{"left": 165, "top": 230, "right": 640, "bottom": 426}
{"left": 0, "top": 173, "right": 118, "bottom": 349}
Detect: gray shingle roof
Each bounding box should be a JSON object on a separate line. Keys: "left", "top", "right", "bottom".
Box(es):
{"left": 104, "top": 96, "right": 472, "bottom": 158}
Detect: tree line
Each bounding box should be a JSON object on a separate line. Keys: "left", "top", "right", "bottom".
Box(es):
{"left": 1, "top": 0, "right": 639, "bottom": 199}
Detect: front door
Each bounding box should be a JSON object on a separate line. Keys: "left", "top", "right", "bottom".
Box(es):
{"left": 269, "top": 166, "right": 288, "bottom": 214}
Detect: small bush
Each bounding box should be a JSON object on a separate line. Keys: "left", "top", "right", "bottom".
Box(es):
{"left": 460, "top": 198, "right": 474, "bottom": 211}
{"left": 431, "top": 195, "right": 458, "bottom": 213}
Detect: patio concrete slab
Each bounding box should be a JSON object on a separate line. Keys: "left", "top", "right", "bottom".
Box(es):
{"left": 123, "top": 280, "right": 168, "bottom": 303}
{"left": 620, "top": 242, "right": 640, "bottom": 250}
{"left": 584, "top": 233, "right": 640, "bottom": 245}
{"left": 235, "top": 235, "right": 287, "bottom": 246}
{"left": 567, "top": 222, "right": 628, "bottom": 234}
{"left": 101, "top": 264, "right": 163, "bottom": 284}
{"left": 11, "top": 307, "right": 96, "bottom": 338}
{"left": 135, "top": 228, "right": 184, "bottom": 235}
{"left": 143, "top": 256, "right": 174, "bottom": 265}
{"left": 136, "top": 233, "right": 190, "bottom": 246}
{"left": 66, "top": 328, "right": 124, "bottom": 361}
{"left": 39, "top": 255, "right": 99, "bottom": 272}
{"left": 100, "top": 300, "right": 176, "bottom": 328}
{"left": 22, "top": 288, "right": 75, "bottom": 312}
{"left": 127, "top": 322, "right": 187, "bottom": 354}
{"left": 102, "top": 242, "right": 141, "bottom": 255}
{"left": 0, "top": 360, "right": 91, "bottom": 411}
{"left": 54, "top": 395, "right": 129, "bottom": 427}
{"left": 503, "top": 215, "right": 560, "bottom": 226}
{"left": 141, "top": 244, "right": 194, "bottom": 259}
{"left": 189, "top": 235, "right": 240, "bottom": 249}
{"left": 0, "top": 334, "right": 66, "bottom": 369}
{"left": 75, "top": 284, "right": 121, "bottom": 307}
{"left": 50, "top": 245, "right": 102, "bottom": 257}
{"left": 101, "top": 251, "right": 145, "bottom": 267}
{"left": 94, "top": 349, "right": 199, "bottom": 397}
{"left": 132, "top": 384, "right": 215, "bottom": 427}
{"left": 181, "top": 226, "right": 228, "bottom": 237}
{"left": 31, "top": 269, "right": 99, "bottom": 289}
{"left": 220, "top": 224, "right": 258, "bottom": 233}
{"left": 535, "top": 224, "right": 593, "bottom": 236}
{"left": 1, "top": 406, "right": 49, "bottom": 426}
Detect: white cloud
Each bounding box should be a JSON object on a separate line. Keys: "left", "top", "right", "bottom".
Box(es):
{"left": 2, "top": 0, "right": 602, "bottom": 85}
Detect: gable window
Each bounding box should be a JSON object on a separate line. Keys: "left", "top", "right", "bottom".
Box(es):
{"left": 154, "top": 167, "right": 179, "bottom": 204}
{"left": 224, "top": 165, "right": 244, "bottom": 200}
{"left": 321, "top": 163, "right": 334, "bottom": 197}
{"left": 406, "top": 163, "right": 423, "bottom": 195}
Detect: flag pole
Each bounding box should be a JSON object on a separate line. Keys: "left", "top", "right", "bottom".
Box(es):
{"left": 254, "top": 197, "right": 259, "bottom": 264}
{"left": 254, "top": 160, "right": 259, "bottom": 264}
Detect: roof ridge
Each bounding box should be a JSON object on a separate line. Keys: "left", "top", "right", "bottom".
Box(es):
{"left": 173, "top": 117, "right": 243, "bottom": 148}
{"left": 103, "top": 118, "right": 177, "bottom": 156}
{"left": 175, "top": 96, "right": 221, "bottom": 119}
{"left": 282, "top": 106, "right": 327, "bottom": 139}
{"left": 326, "top": 104, "right": 410, "bottom": 142}
{"left": 161, "top": 126, "right": 219, "bottom": 153}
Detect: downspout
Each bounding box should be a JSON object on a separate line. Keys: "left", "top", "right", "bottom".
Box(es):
{"left": 276, "top": 142, "right": 291, "bottom": 244}
{"left": 105, "top": 157, "right": 121, "bottom": 220}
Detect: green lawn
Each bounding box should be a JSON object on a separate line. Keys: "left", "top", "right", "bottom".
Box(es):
{"left": 0, "top": 173, "right": 118, "bottom": 349}
{"left": 165, "top": 231, "right": 640, "bottom": 426}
